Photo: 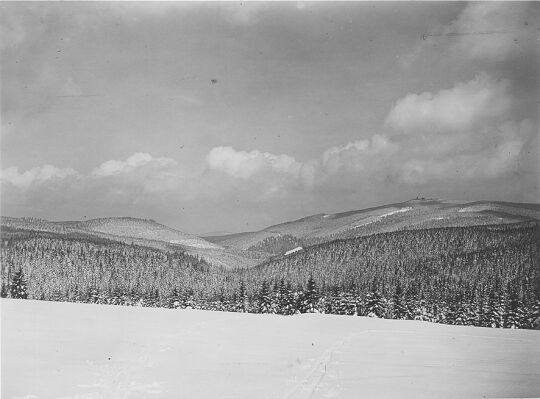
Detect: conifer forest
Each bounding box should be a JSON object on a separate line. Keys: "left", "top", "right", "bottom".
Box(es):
{"left": 2, "top": 221, "right": 538, "bottom": 329}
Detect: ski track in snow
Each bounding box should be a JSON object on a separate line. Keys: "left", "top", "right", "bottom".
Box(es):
{"left": 281, "top": 333, "right": 356, "bottom": 399}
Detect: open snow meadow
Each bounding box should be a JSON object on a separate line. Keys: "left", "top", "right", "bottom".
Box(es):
{"left": 2, "top": 299, "right": 539, "bottom": 399}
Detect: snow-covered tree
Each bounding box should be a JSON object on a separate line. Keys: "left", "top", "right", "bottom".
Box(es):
{"left": 300, "top": 275, "right": 319, "bottom": 313}
{"left": 364, "top": 291, "right": 385, "bottom": 318}
{"left": 258, "top": 280, "right": 273, "bottom": 313}
{"left": 9, "top": 269, "right": 28, "bottom": 299}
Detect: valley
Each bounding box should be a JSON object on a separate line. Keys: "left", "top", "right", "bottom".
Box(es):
{"left": 2, "top": 199, "right": 539, "bottom": 330}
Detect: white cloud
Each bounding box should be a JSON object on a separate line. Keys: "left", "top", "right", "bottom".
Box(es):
{"left": 402, "top": 3, "right": 538, "bottom": 68}
{"left": 321, "top": 134, "right": 397, "bottom": 176}
{"left": 204, "top": 135, "right": 398, "bottom": 196}
{"left": 206, "top": 146, "right": 302, "bottom": 180}
{"left": 400, "top": 131, "right": 528, "bottom": 185}
{"left": 91, "top": 153, "right": 176, "bottom": 177}
{"left": 387, "top": 73, "right": 535, "bottom": 184}
{"left": 204, "top": 73, "right": 534, "bottom": 192}
{"left": 385, "top": 73, "right": 512, "bottom": 134}
{"left": 0, "top": 165, "right": 80, "bottom": 190}
{"left": 2, "top": 153, "right": 179, "bottom": 197}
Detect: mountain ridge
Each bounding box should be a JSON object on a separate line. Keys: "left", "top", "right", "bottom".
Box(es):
{"left": 3, "top": 198, "right": 539, "bottom": 265}
{"left": 205, "top": 199, "right": 540, "bottom": 252}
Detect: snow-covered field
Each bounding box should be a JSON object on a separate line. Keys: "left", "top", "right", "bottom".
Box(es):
{"left": 2, "top": 300, "right": 539, "bottom": 399}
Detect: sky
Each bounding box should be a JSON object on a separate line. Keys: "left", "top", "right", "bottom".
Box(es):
{"left": 1, "top": 2, "right": 539, "bottom": 234}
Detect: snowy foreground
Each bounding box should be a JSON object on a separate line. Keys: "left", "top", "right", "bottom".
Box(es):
{"left": 2, "top": 300, "right": 540, "bottom": 399}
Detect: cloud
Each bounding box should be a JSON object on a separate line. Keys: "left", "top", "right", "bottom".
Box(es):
{"left": 89, "top": 153, "right": 181, "bottom": 201}
{"left": 206, "top": 146, "right": 302, "bottom": 180}
{"left": 0, "top": 165, "right": 80, "bottom": 190}
{"left": 402, "top": 3, "right": 539, "bottom": 68}
{"left": 206, "top": 73, "right": 535, "bottom": 193}
{"left": 205, "top": 135, "right": 398, "bottom": 195}
{"left": 385, "top": 73, "right": 512, "bottom": 134}
{"left": 205, "top": 146, "right": 320, "bottom": 199}
{"left": 387, "top": 73, "right": 535, "bottom": 184}
{"left": 91, "top": 153, "right": 176, "bottom": 177}
{"left": 2, "top": 153, "right": 179, "bottom": 200}
{"left": 321, "top": 134, "right": 398, "bottom": 176}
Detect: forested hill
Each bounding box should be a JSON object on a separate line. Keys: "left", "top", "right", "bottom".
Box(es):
{"left": 2, "top": 221, "right": 539, "bottom": 329}
{"left": 207, "top": 199, "right": 540, "bottom": 254}
{"left": 0, "top": 217, "right": 265, "bottom": 269}
{"left": 241, "top": 222, "right": 539, "bottom": 296}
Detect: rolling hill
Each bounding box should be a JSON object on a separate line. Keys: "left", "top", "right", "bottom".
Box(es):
{"left": 2, "top": 200, "right": 538, "bottom": 330}
{"left": 0, "top": 216, "right": 264, "bottom": 269}
{"left": 2, "top": 198, "right": 539, "bottom": 267}
{"left": 205, "top": 199, "right": 540, "bottom": 254}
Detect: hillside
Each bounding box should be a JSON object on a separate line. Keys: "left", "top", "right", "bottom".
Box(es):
{"left": 207, "top": 199, "right": 540, "bottom": 253}
{"left": 3, "top": 299, "right": 540, "bottom": 399}
{"left": 3, "top": 221, "right": 538, "bottom": 329}
{"left": 67, "top": 217, "right": 220, "bottom": 249}
{"left": 0, "top": 217, "right": 262, "bottom": 269}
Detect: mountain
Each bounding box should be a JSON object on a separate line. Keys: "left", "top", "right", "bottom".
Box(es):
{"left": 0, "top": 216, "right": 264, "bottom": 269}
{"left": 64, "top": 217, "right": 220, "bottom": 249}
{"left": 3, "top": 198, "right": 539, "bottom": 267}
{"left": 2, "top": 199, "right": 538, "bottom": 330}
{"left": 206, "top": 199, "right": 540, "bottom": 254}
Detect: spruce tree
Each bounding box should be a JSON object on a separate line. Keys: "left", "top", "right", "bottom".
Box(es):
{"left": 9, "top": 269, "right": 28, "bottom": 299}
{"left": 258, "top": 280, "right": 272, "bottom": 313}
{"left": 303, "top": 275, "right": 318, "bottom": 313}
{"left": 237, "top": 281, "right": 247, "bottom": 312}
{"left": 392, "top": 283, "right": 407, "bottom": 319}
{"left": 364, "top": 291, "right": 385, "bottom": 318}
{"left": 1, "top": 282, "right": 8, "bottom": 298}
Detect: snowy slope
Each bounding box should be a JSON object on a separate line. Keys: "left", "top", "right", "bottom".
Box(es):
{"left": 208, "top": 199, "right": 540, "bottom": 250}
{"left": 2, "top": 299, "right": 539, "bottom": 399}
{"left": 64, "top": 217, "right": 220, "bottom": 250}
{"left": 0, "top": 217, "right": 263, "bottom": 269}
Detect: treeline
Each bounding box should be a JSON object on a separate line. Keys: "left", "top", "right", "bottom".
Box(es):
{"left": 0, "top": 228, "right": 220, "bottom": 300}
{"left": 1, "top": 223, "right": 539, "bottom": 329}
{"left": 4, "top": 269, "right": 537, "bottom": 329}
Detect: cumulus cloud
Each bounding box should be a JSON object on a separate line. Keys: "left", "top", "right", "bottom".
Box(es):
{"left": 1, "top": 152, "right": 180, "bottom": 200}
{"left": 206, "top": 73, "right": 535, "bottom": 193}
{"left": 388, "top": 74, "right": 535, "bottom": 184}
{"left": 206, "top": 146, "right": 303, "bottom": 180}
{"left": 386, "top": 73, "right": 512, "bottom": 134}
{"left": 205, "top": 146, "right": 316, "bottom": 198}
{"left": 321, "top": 134, "right": 398, "bottom": 176}
{"left": 91, "top": 152, "right": 176, "bottom": 177}
{"left": 89, "top": 153, "right": 181, "bottom": 200}
{"left": 0, "top": 165, "right": 80, "bottom": 190}
{"left": 205, "top": 135, "right": 398, "bottom": 195}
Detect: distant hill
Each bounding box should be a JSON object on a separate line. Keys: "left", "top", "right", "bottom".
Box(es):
{"left": 3, "top": 198, "right": 539, "bottom": 266}
{"left": 65, "top": 217, "right": 220, "bottom": 250}
{"left": 0, "top": 216, "right": 263, "bottom": 269}
{"left": 2, "top": 199, "right": 538, "bottom": 329}
{"left": 206, "top": 199, "right": 540, "bottom": 252}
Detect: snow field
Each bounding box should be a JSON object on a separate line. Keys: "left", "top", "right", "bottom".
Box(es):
{"left": 2, "top": 299, "right": 539, "bottom": 399}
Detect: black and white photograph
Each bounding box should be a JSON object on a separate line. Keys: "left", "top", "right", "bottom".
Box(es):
{"left": 1, "top": 1, "right": 539, "bottom": 398}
